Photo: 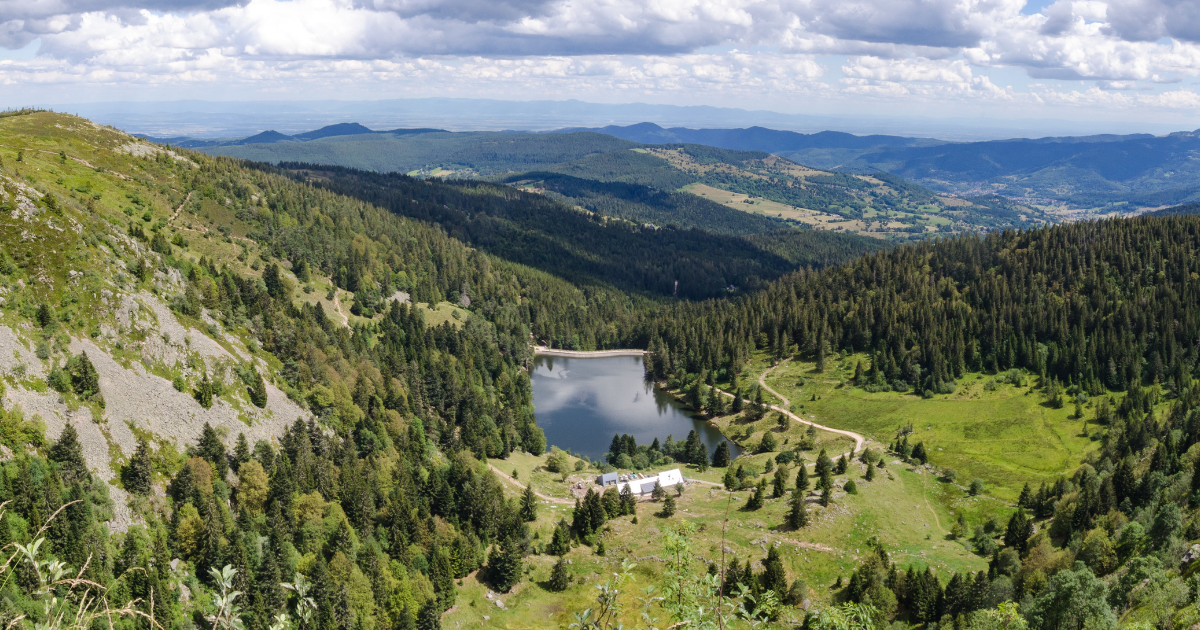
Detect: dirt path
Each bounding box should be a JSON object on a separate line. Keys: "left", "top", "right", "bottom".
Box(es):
{"left": 487, "top": 464, "right": 575, "bottom": 505}
{"left": 331, "top": 291, "right": 349, "bottom": 327}
{"left": 708, "top": 360, "right": 865, "bottom": 463}
{"left": 758, "top": 359, "right": 865, "bottom": 455}
{"left": 921, "top": 477, "right": 946, "bottom": 534}
{"left": 170, "top": 191, "right": 193, "bottom": 223}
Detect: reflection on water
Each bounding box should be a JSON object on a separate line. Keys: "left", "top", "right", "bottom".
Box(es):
{"left": 532, "top": 355, "right": 741, "bottom": 461}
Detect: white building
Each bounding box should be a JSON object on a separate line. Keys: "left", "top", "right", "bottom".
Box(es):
{"left": 616, "top": 468, "right": 685, "bottom": 496}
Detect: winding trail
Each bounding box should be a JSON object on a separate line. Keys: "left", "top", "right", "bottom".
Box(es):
{"left": 713, "top": 358, "right": 866, "bottom": 462}
{"left": 331, "top": 291, "right": 349, "bottom": 327}
{"left": 169, "top": 191, "right": 193, "bottom": 223}
{"left": 487, "top": 464, "right": 575, "bottom": 505}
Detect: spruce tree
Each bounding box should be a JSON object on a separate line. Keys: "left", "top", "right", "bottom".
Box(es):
{"left": 864, "top": 462, "right": 875, "bottom": 482}
{"left": 232, "top": 433, "right": 251, "bottom": 474}
{"left": 50, "top": 423, "right": 88, "bottom": 482}
{"left": 430, "top": 542, "right": 457, "bottom": 610}
{"left": 773, "top": 467, "right": 787, "bottom": 498}
{"left": 487, "top": 534, "right": 524, "bottom": 593}
{"left": 417, "top": 602, "right": 441, "bottom": 630}
{"left": 248, "top": 369, "right": 268, "bottom": 408}
{"left": 815, "top": 449, "right": 832, "bottom": 479}
{"left": 195, "top": 373, "right": 214, "bottom": 409}
{"left": 762, "top": 546, "right": 787, "bottom": 595}
{"left": 520, "top": 484, "right": 538, "bottom": 522}
{"left": 820, "top": 482, "right": 833, "bottom": 507}
{"left": 796, "top": 464, "right": 809, "bottom": 492}
{"left": 1018, "top": 482, "right": 1033, "bottom": 509}
{"left": 747, "top": 479, "right": 766, "bottom": 510}
{"left": 549, "top": 520, "right": 572, "bottom": 556}
{"left": 198, "top": 422, "right": 228, "bottom": 479}
{"left": 125, "top": 436, "right": 153, "bottom": 495}
{"left": 787, "top": 488, "right": 808, "bottom": 529}
{"left": 549, "top": 557, "right": 570, "bottom": 592}
{"left": 712, "top": 441, "right": 731, "bottom": 467}
{"left": 70, "top": 352, "right": 100, "bottom": 400}
{"left": 661, "top": 494, "right": 676, "bottom": 517}
{"left": 619, "top": 484, "right": 635, "bottom": 515}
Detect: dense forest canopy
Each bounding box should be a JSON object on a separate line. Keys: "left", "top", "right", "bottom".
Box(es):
{"left": 277, "top": 162, "right": 886, "bottom": 301}
{"left": 643, "top": 216, "right": 1200, "bottom": 399}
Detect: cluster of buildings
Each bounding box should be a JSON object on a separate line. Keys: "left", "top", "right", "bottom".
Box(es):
{"left": 596, "top": 468, "right": 685, "bottom": 495}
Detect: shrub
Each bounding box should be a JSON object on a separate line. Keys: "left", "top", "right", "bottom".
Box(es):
{"left": 969, "top": 479, "right": 984, "bottom": 496}
{"left": 844, "top": 480, "right": 857, "bottom": 494}
{"left": 545, "top": 449, "right": 569, "bottom": 473}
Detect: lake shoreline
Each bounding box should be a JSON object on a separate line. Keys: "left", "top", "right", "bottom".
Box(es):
{"left": 533, "top": 346, "right": 647, "bottom": 358}
{"left": 530, "top": 353, "right": 737, "bottom": 461}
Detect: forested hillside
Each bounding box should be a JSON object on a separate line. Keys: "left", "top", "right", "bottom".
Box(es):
{"left": 207, "top": 130, "right": 639, "bottom": 176}
{"left": 643, "top": 216, "right": 1200, "bottom": 397}
{"left": 281, "top": 163, "right": 887, "bottom": 300}
{"left": 0, "top": 111, "right": 646, "bottom": 629}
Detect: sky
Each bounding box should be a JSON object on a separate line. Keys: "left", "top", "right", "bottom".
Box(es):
{"left": 2, "top": 0, "right": 1200, "bottom": 131}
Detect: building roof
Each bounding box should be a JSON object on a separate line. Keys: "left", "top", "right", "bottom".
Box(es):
{"left": 616, "top": 468, "right": 684, "bottom": 494}
{"left": 598, "top": 472, "right": 619, "bottom": 484}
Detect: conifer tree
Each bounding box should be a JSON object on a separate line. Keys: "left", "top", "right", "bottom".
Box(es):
{"left": 773, "top": 467, "right": 787, "bottom": 498}
{"left": 864, "top": 462, "right": 875, "bottom": 482}
{"left": 661, "top": 494, "right": 676, "bottom": 517}
{"left": 70, "top": 352, "right": 100, "bottom": 400}
{"left": 1018, "top": 482, "right": 1033, "bottom": 509}
{"left": 487, "top": 534, "right": 524, "bottom": 593}
{"left": 835, "top": 454, "right": 848, "bottom": 474}
{"left": 732, "top": 390, "right": 744, "bottom": 413}
{"left": 723, "top": 467, "right": 737, "bottom": 491}
{"left": 796, "top": 464, "right": 809, "bottom": 492}
{"left": 195, "top": 373, "right": 215, "bottom": 409}
{"left": 417, "top": 602, "right": 441, "bottom": 630}
{"left": 520, "top": 484, "right": 538, "bottom": 522}
{"left": 820, "top": 481, "right": 833, "bottom": 507}
{"left": 198, "top": 422, "right": 228, "bottom": 479}
{"left": 232, "top": 433, "right": 251, "bottom": 474}
{"left": 619, "top": 484, "right": 635, "bottom": 515}
{"left": 549, "top": 520, "right": 572, "bottom": 556}
{"left": 431, "top": 541, "right": 457, "bottom": 610}
{"left": 248, "top": 369, "right": 268, "bottom": 408}
{"left": 549, "top": 557, "right": 570, "bottom": 592}
{"left": 125, "top": 436, "right": 154, "bottom": 495}
{"left": 747, "top": 479, "right": 766, "bottom": 510}
{"left": 762, "top": 546, "right": 788, "bottom": 595}
{"left": 787, "top": 488, "right": 808, "bottom": 529}
{"left": 49, "top": 423, "right": 88, "bottom": 482}
{"left": 1004, "top": 509, "right": 1033, "bottom": 555}
{"left": 712, "top": 441, "right": 731, "bottom": 467}
{"left": 814, "top": 448, "right": 832, "bottom": 479}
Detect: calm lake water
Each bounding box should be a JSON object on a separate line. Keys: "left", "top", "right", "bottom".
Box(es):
{"left": 531, "top": 355, "right": 741, "bottom": 462}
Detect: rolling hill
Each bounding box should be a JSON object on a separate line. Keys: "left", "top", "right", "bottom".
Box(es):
{"left": 200, "top": 125, "right": 1047, "bottom": 240}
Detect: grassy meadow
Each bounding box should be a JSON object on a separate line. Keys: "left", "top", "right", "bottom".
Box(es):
{"left": 448, "top": 445, "right": 997, "bottom": 629}
{"left": 737, "top": 352, "right": 1106, "bottom": 502}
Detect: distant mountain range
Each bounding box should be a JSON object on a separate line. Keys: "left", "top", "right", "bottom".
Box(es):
{"left": 558, "top": 122, "right": 942, "bottom": 152}
{"left": 175, "top": 120, "right": 1200, "bottom": 210}
{"left": 140, "top": 122, "right": 446, "bottom": 148}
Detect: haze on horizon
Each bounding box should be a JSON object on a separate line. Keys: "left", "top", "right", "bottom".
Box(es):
{"left": 1, "top": 0, "right": 1198, "bottom": 135}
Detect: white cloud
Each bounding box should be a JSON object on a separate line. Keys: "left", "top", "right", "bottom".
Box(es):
{"left": 1, "top": 0, "right": 1200, "bottom": 117}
